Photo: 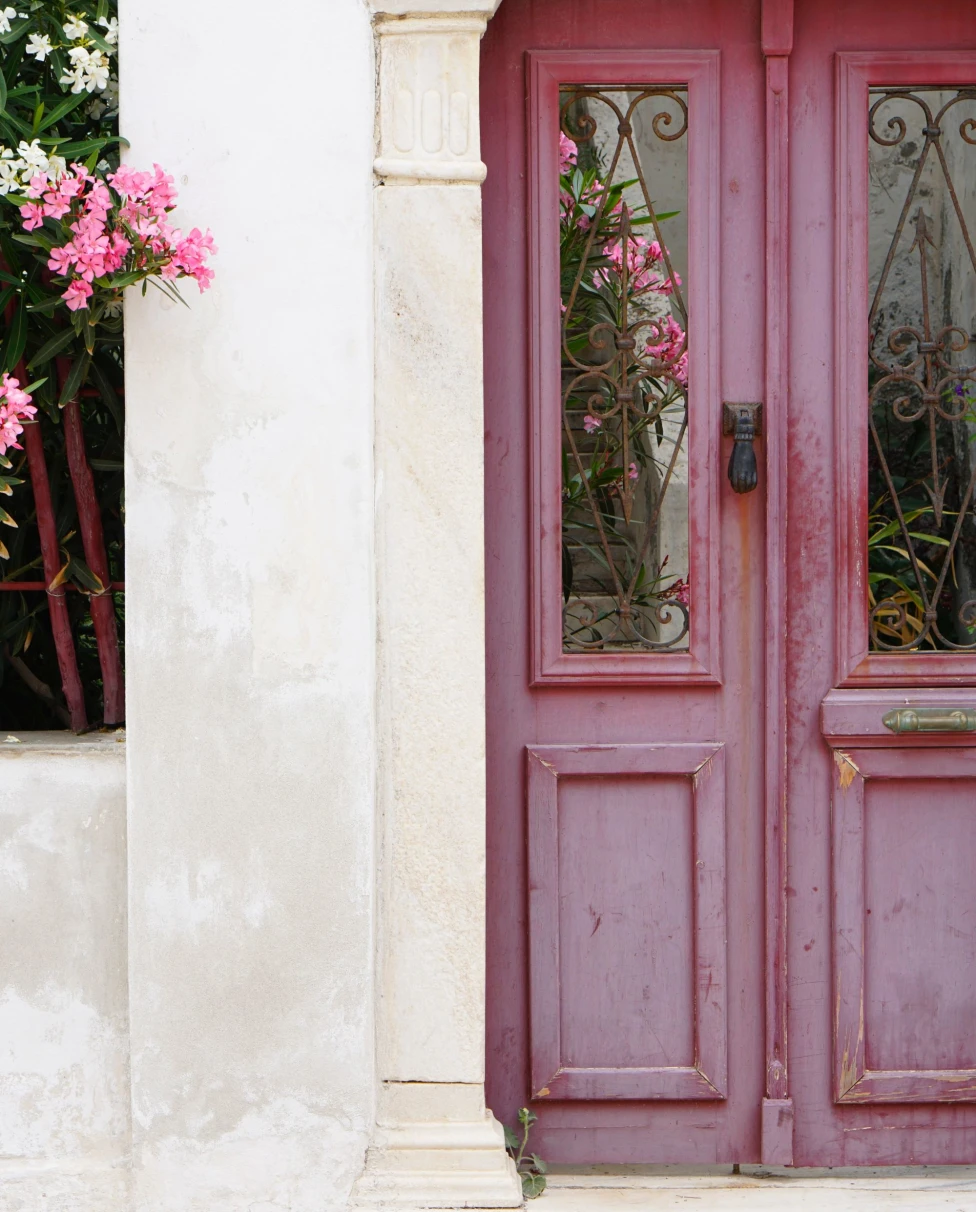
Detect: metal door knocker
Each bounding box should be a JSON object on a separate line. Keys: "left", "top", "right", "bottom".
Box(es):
{"left": 723, "top": 402, "right": 763, "bottom": 494}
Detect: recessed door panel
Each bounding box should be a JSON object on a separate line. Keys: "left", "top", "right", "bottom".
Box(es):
{"left": 832, "top": 750, "right": 976, "bottom": 1103}
{"left": 527, "top": 744, "right": 726, "bottom": 1100}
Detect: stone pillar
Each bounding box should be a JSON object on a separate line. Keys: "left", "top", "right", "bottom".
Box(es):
{"left": 352, "top": 3, "right": 522, "bottom": 1207}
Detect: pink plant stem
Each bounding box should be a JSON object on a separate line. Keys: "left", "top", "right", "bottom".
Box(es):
{"left": 57, "top": 357, "right": 124, "bottom": 724}
{"left": 18, "top": 369, "right": 88, "bottom": 731}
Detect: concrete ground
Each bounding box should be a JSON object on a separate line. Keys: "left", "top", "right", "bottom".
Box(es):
{"left": 542, "top": 1166, "right": 976, "bottom": 1209}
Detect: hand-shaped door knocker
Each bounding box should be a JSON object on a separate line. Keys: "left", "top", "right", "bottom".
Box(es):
{"left": 723, "top": 402, "right": 763, "bottom": 494}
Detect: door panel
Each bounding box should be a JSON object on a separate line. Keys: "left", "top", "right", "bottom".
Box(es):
{"left": 832, "top": 750, "right": 976, "bottom": 1103}
{"left": 791, "top": 0, "right": 976, "bottom": 1164}
{"left": 527, "top": 744, "right": 726, "bottom": 1101}
{"left": 483, "top": 0, "right": 766, "bottom": 1165}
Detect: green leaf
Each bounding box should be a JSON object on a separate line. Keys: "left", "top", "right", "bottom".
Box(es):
{"left": 521, "top": 1173, "right": 546, "bottom": 1199}
{"left": 58, "top": 350, "right": 91, "bottom": 405}
{"left": 0, "top": 16, "right": 32, "bottom": 45}
{"left": 28, "top": 326, "right": 76, "bottom": 369}
{"left": 88, "top": 357, "right": 122, "bottom": 432}
{"left": 0, "top": 110, "right": 33, "bottom": 140}
{"left": 0, "top": 504, "right": 16, "bottom": 527}
{"left": 503, "top": 1125, "right": 519, "bottom": 1153}
{"left": 530, "top": 1154, "right": 547, "bottom": 1174}
{"left": 66, "top": 556, "right": 105, "bottom": 594}
{"left": 85, "top": 27, "right": 114, "bottom": 56}
{"left": 38, "top": 91, "right": 88, "bottom": 133}
{"left": 0, "top": 67, "right": 8, "bottom": 119}
{"left": 2, "top": 297, "right": 26, "bottom": 372}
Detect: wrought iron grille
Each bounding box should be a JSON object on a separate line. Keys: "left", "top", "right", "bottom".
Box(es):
{"left": 559, "top": 86, "right": 690, "bottom": 652}
{"left": 868, "top": 87, "right": 976, "bottom": 651}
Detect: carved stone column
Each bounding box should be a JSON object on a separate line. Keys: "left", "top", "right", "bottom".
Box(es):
{"left": 352, "top": 2, "right": 522, "bottom": 1207}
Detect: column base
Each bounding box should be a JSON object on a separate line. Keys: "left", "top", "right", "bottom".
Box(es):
{"left": 351, "top": 1082, "right": 523, "bottom": 1210}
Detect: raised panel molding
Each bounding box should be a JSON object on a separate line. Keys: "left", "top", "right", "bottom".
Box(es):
{"left": 527, "top": 743, "right": 728, "bottom": 1101}
{"left": 832, "top": 747, "right": 976, "bottom": 1103}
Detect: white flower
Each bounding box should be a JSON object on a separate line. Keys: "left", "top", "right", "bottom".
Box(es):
{"left": 97, "top": 15, "right": 118, "bottom": 45}
{"left": 46, "top": 154, "right": 66, "bottom": 179}
{"left": 0, "top": 149, "right": 24, "bottom": 196}
{"left": 16, "top": 139, "right": 48, "bottom": 175}
{"left": 60, "top": 65, "right": 86, "bottom": 93}
{"left": 63, "top": 46, "right": 110, "bottom": 92}
{"left": 103, "top": 298, "right": 122, "bottom": 318}
{"left": 0, "top": 7, "right": 17, "bottom": 35}
{"left": 26, "top": 33, "right": 52, "bottom": 61}
{"left": 87, "top": 95, "right": 106, "bottom": 119}
{"left": 84, "top": 49, "right": 110, "bottom": 91}
{"left": 63, "top": 14, "right": 88, "bottom": 38}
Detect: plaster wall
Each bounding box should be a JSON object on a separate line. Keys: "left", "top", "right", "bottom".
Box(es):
{"left": 119, "top": 0, "right": 377, "bottom": 1208}
{"left": 0, "top": 734, "right": 128, "bottom": 1212}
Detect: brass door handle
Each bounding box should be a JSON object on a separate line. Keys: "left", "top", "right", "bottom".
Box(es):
{"left": 882, "top": 707, "right": 976, "bottom": 733}
{"left": 723, "top": 402, "right": 763, "bottom": 494}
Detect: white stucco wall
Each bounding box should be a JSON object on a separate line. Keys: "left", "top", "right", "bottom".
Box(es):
{"left": 0, "top": 734, "right": 128, "bottom": 1212}
{"left": 119, "top": 1, "right": 377, "bottom": 1209}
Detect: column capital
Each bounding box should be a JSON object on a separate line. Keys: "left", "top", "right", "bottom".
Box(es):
{"left": 372, "top": 6, "right": 498, "bottom": 184}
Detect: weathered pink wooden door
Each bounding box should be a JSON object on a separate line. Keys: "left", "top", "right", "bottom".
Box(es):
{"left": 484, "top": 0, "right": 976, "bottom": 1168}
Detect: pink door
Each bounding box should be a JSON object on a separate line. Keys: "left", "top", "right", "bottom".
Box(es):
{"left": 484, "top": 0, "right": 976, "bottom": 1167}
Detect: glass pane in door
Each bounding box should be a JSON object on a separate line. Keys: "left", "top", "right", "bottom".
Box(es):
{"left": 868, "top": 87, "right": 976, "bottom": 650}
{"left": 559, "top": 86, "right": 690, "bottom": 652}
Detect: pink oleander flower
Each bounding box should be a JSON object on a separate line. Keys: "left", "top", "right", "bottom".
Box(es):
{"left": 21, "top": 160, "right": 216, "bottom": 312}
{"left": 628, "top": 461, "right": 639, "bottom": 481}
{"left": 0, "top": 374, "right": 37, "bottom": 456}
{"left": 19, "top": 201, "right": 44, "bottom": 230}
{"left": 583, "top": 414, "right": 602, "bottom": 433}
{"left": 559, "top": 132, "right": 578, "bottom": 174}
{"left": 62, "top": 279, "right": 93, "bottom": 311}
{"left": 661, "top": 576, "right": 690, "bottom": 607}
{"left": 645, "top": 315, "right": 689, "bottom": 386}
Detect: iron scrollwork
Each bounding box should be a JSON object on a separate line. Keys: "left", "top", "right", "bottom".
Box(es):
{"left": 559, "top": 86, "right": 691, "bottom": 652}
{"left": 868, "top": 87, "right": 976, "bottom": 651}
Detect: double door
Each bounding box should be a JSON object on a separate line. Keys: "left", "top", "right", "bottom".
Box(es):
{"left": 483, "top": 0, "right": 976, "bottom": 1166}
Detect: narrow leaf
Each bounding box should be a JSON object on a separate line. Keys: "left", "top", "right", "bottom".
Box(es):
{"left": 38, "top": 91, "right": 88, "bottom": 132}
{"left": 67, "top": 556, "right": 105, "bottom": 594}
{"left": 2, "top": 298, "right": 26, "bottom": 372}
{"left": 58, "top": 350, "right": 91, "bottom": 405}
{"left": 28, "top": 327, "right": 76, "bottom": 369}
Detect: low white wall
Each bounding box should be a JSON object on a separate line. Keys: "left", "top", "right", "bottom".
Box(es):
{"left": 0, "top": 734, "right": 129, "bottom": 1212}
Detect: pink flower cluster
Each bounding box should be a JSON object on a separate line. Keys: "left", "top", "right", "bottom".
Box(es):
{"left": 0, "top": 374, "right": 36, "bottom": 457}
{"left": 645, "top": 314, "right": 688, "bottom": 386}
{"left": 20, "top": 161, "right": 216, "bottom": 312}
{"left": 660, "top": 575, "right": 690, "bottom": 607}
{"left": 109, "top": 164, "right": 215, "bottom": 290}
{"left": 596, "top": 235, "right": 682, "bottom": 298}
{"left": 558, "top": 133, "right": 612, "bottom": 229}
